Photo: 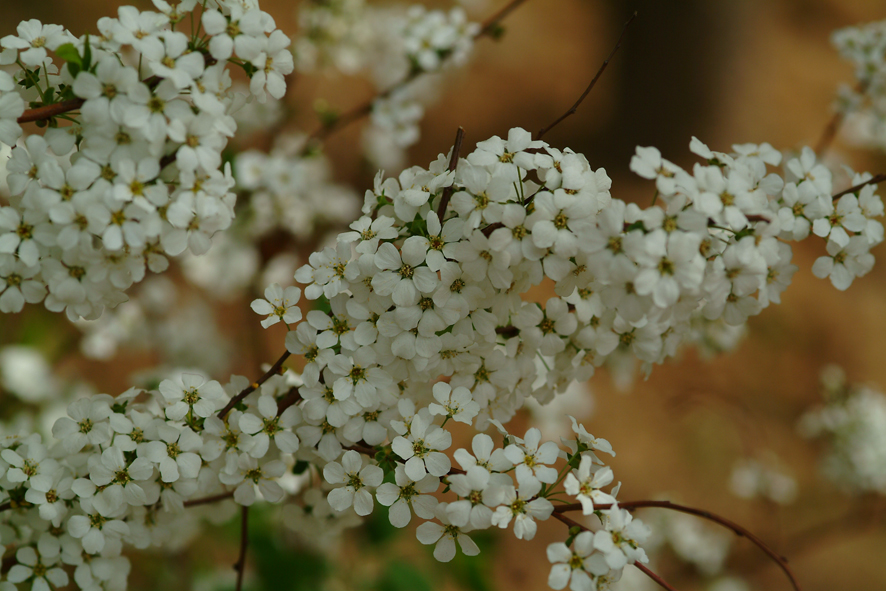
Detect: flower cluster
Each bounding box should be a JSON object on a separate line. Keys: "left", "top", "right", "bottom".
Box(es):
{"left": 799, "top": 365, "right": 886, "bottom": 495}
{"left": 832, "top": 20, "right": 886, "bottom": 150}
{"left": 233, "top": 135, "right": 360, "bottom": 239}
{"left": 0, "top": 0, "right": 293, "bottom": 319}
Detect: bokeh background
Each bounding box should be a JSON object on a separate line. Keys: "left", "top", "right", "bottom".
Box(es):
{"left": 2, "top": 0, "right": 886, "bottom": 590}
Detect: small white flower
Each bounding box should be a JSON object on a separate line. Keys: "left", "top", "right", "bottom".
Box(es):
{"left": 416, "top": 502, "right": 481, "bottom": 563}
{"left": 323, "top": 449, "right": 384, "bottom": 516}
{"left": 251, "top": 283, "right": 302, "bottom": 328}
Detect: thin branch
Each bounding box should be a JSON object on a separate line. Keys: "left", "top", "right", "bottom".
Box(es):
{"left": 634, "top": 564, "right": 678, "bottom": 591}
{"left": 815, "top": 80, "right": 868, "bottom": 157}
{"left": 0, "top": 501, "right": 10, "bottom": 513}
{"left": 536, "top": 11, "right": 637, "bottom": 139}
{"left": 552, "top": 512, "right": 678, "bottom": 591}
{"left": 303, "top": 0, "right": 533, "bottom": 151}
{"left": 554, "top": 501, "right": 802, "bottom": 591}
{"left": 17, "top": 99, "right": 84, "bottom": 124}
{"left": 436, "top": 127, "right": 466, "bottom": 218}
{"left": 234, "top": 506, "right": 249, "bottom": 591}
{"left": 831, "top": 173, "right": 886, "bottom": 200}
{"left": 276, "top": 385, "right": 302, "bottom": 416}
{"left": 183, "top": 490, "right": 234, "bottom": 508}
{"left": 477, "top": 0, "right": 531, "bottom": 38}
{"left": 217, "top": 350, "right": 291, "bottom": 420}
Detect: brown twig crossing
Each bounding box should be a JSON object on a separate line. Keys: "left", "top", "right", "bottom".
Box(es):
{"left": 536, "top": 11, "right": 637, "bottom": 139}
{"left": 831, "top": 173, "right": 886, "bottom": 200}
{"left": 217, "top": 350, "right": 291, "bottom": 420}
{"left": 437, "top": 127, "right": 466, "bottom": 218}
{"left": 554, "top": 501, "right": 802, "bottom": 591}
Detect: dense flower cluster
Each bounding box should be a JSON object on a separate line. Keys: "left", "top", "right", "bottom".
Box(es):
{"left": 800, "top": 365, "right": 886, "bottom": 495}
{"left": 3, "top": 0, "right": 886, "bottom": 589}
{"left": 0, "top": 0, "right": 293, "bottom": 319}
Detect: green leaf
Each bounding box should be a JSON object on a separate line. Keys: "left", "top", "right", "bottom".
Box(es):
{"left": 55, "top": 43, "right": 82, "bottom": 66}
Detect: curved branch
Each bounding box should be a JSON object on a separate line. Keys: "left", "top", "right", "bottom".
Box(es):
{"left": 183, "top": 491, "right": 235, "bottom": 508}
{"left": 0, "top": 501, "right": 11, "bottom": 513}
{"left": 554, "top": 501, "right": 802, "bottom": 591}
{"left": 536, "top": 11, "right": 637, "bottom": 139}
{"left": 217, "top": 350, "right": 292, "bottom": 420}
{"left": 831, "top": 173, "right": 886, "bottom": 200}
{"left": 551, "top": 511, "right": 678, "bottom": 591}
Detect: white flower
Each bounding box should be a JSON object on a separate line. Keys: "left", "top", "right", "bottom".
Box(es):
{"left": 811, "top": 236, "right": 875, "bottom": 290}
{"left": 491, "top": 477, "right": 553, "bottom": 540}
{"left": 593, "top": 506, "right": 650, "bottom": 569}
{"left": 546, "top": 531, "right": 611, "bottom": 591}
{"left": 7, "top": 545, "right": 69, "bottom": 591}
{"left": 563, "top": 455, "right": 616, "bottom": 514}
{"left": 375, "top": 464, "right": 439, "bottom": 527}
{"left": 159, "top": 373, "right": 227, "bottom": 421}
{"left": 503, "top": 427, "right": 559, "bottom": 486}
{"left": 219, "top": 452, "right": 287, "bottom": 505}
{"left": 249, "top": 30, "right": 294, "bottom": 101}
{"left": 50, "top": 398, "right": 111, "bottom": 453}
{"left": 416, "top": 502, "right": 481, "bottom": 562}
{"left": 251, "top": 283, "right": 302, "bottom": 328}
{"left": 323, "top": 449, "right": 384, "bottom": 516}
{"left": 391, "top": 414, "right": 452, "bottom": 480}
{"left": 428, "top": 381, "right": 480, "bottom": 425}
{"left": 140, "top": 423, "right": 203, "bottom": 482}
{"left": 238, "top": 394, "right": 301, "bottom": 457}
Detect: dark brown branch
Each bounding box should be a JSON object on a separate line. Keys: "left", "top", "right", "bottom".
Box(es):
{"left": 831, "top": 173, "right": 886, "bottom": 200}
{"left": 554, "top": 501, "right": 802, "bottom": 591}
{"left": 536, "top": 11, "right": 637, "bottom": 139}
{"left": 436, "top": 127, "right": 466, "bottom": 218}
{"left": 17, "top": 99, "right": 85, "bottom": 124}
{"left": 634, "top": 563, "right": 678, "bottom": 591}
{"left": 217, "top": 350, "right": 291, "bottom": 420}
{"left": 183, "top": 491, "right": 235, "bottom": 508}
{"left": 276, "top": 385, "right": 303, "bottom": 416}
{"left": 482, "top": 222, "right": 504, "bottom": 237}
{"left": 0, "top": 501, "right": 10, "bottom": 513}
{"left": 234, "top": 506, "right": 249, "bottom": 591}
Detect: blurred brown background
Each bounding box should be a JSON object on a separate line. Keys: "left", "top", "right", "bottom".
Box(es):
{"left": 4, "top": 0, "right": 886, "bottom": 589}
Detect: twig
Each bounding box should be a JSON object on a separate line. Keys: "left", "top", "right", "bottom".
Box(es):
{"left": 183, "top": 490, "right": 235, "bottom": 508}
{"left": 234, "top": 506, "right": 249, "bottom": 591}
{"left": 303, "top": 0, "right": 533, "bottom": 151}
{"left": 831, "top": 173, "right": 886, "bottom": 200}
{"left": 217, "top": 350, "right": 291, "bottom": 420}
{"left": 477, "top": 0, "right": 531, "bottom": 38}
{"left": 634, "top": 564, "right": 678, "bottom": 591}
{"left": 815, "top": 81, "right": 868, "bottom": 157}
{"left": 437, "top": 127, "right": 466, "bottom": 218}
{"left": 554, "top": 501, "right": 802, "bottom": 591}
{"left": 276, "top": 385, "right": 303, "bottom": 416}
{"left": 17, "top": 99, "right": 84, "bottom": 124}
{"left": 0, "top": 501, "right": 11, "bottom": 513}
{"left": 536, "top": 11, "right": 637, "bottom": 139}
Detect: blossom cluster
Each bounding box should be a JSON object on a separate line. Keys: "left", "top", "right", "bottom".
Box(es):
{"left": 292, "top": 0, "right": 480, "bottom": 168}
{"left": 0, "top": 362, "right": 646, "bottom": 590}
{"left": 800, "top": 365, "right": 886, "bottom": 495}
{"left": 0, "top": 0, "right": 293, "bottom": 319}
{"left": 832, "top": 20, "right": 886, "bottom": 150}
